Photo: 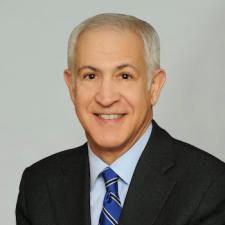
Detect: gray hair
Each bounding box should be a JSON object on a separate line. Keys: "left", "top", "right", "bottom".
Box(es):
{"left": 67, "top": 13, "right": 160, "bottom": 80}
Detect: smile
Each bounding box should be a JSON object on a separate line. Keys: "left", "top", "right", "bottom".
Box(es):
{"left": 95, "top": 114, "right": 125, "bottom": 120}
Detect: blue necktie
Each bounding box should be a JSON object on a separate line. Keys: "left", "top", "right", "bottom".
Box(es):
{"left": 99, "top": 167, "right": 122, "bottom": 225}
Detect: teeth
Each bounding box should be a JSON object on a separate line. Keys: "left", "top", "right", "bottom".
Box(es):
{"left": 98, "top": 114, "right": 123, "bottom": 120}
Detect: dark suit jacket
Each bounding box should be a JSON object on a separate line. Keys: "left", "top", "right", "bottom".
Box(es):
{"left": 16, "top": 120, "right": 225, "bottom": 225}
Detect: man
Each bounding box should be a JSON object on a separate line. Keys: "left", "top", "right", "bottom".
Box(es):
{"left": 16, "top": 13, "right": 225, "bottom": 225}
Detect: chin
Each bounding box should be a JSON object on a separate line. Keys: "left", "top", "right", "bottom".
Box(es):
{"left": 89, "top": 133, "right": 128, "bottom": 151}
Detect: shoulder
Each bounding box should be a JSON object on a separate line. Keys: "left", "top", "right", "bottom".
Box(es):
{"left": 172, "top": 138, "right": 225, "bottom": 177}
{"left": 21, "top": 143, "right": 88, "bottom": 185}
{"left": 154, "top": 122, "right": 225, "bottom": 208}
{"left": 153, "top": 120, "right": 225, "bottom": 180}
{"left": 162, "top": 131, "right": 225, "bottom": 188}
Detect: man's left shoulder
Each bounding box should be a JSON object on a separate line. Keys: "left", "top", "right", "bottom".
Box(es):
{"left": 171, "top": 136, "right": 225, "bottom": 179}
{"left": 153, "top": 120, "right": 225, "bottom": 178}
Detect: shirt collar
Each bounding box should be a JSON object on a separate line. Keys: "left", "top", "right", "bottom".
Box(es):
{"left": 88, "top": 122, "right": 152, "bottom": 190}
{"left": 88, "top": 144, "right": 108, "bottom": 190}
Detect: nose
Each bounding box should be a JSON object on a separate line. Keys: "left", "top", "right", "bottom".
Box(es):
{"left": 95, "top": 77, "right": 120, "bottom": 107}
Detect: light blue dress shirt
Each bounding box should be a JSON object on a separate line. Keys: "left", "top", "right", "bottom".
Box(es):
{"left": 88, "top": 123, "right": 152, "bottom": 225}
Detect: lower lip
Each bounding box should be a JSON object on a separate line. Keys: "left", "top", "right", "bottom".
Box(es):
{"left": 94, "top": 114, "right": 126, "bottom": 124}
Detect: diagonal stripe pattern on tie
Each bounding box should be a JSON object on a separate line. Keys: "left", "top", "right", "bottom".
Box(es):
{"left": 99, "top": 167, "right": 122, "bottom": 225}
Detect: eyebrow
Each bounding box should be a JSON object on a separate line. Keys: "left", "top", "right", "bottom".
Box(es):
{"left": 77, "top": 65, "right": 98, "bottom": 74}
{"left": 117, "top": 63, "right": 138, "bottom": 71}
{"left": 77, "top": 63, "right": 138, "bottom": 74}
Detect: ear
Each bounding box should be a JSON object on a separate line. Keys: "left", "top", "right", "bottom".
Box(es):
{"left": 64, "top": 69, "right": 76, "bottom": 104}
{"left": 149, "top": 69, "right": 166, "bottom": 106}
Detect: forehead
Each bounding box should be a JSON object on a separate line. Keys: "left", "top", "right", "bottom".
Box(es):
{"left": 74, "top": 27, "right": 146, "bottom": 69}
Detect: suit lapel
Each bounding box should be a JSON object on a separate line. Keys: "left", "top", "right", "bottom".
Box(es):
{"left": 48, "top": 144, "right": 91, "bottom": 225}
{"left": 119, "top": 121, "right": 177, "bottom": 225}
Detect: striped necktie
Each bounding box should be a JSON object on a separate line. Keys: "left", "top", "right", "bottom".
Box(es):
{"left": 99, "top": 167, "right": 122, "bottom": 225}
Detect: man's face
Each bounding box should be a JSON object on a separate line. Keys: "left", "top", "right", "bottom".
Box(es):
{"left": 65, "top": 27, "right": 165, "bottom": 159}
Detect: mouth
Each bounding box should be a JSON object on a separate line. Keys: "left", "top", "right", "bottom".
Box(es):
{"left": 94, "top": 113, "right": 126, "bottom": 120}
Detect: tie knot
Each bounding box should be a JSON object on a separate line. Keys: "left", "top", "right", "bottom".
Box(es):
{"left": 102, "top": 167, "right": 119, "bottom": 193}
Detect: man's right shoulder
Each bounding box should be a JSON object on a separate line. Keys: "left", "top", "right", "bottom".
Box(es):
{"left": 21, "top": 143, "right": 88, "bottom": 186}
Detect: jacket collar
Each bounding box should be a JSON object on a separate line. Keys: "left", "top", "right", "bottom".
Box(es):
{"left": 48, "top": 144, "right": 91, "bottom": 225}
{"left": 119, "top": 120, "right": 177, "bottom": 225}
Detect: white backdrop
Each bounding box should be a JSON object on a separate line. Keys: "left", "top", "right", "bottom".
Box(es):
{"left": 0, "top": 0, "right": 225, "bottom": 224}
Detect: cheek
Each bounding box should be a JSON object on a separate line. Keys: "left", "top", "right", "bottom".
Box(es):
{"left": 124, "top": 87, "right": 150, "bottom": 111}
{"left": 74, "top": 85, "right": 94, "bottom": 107}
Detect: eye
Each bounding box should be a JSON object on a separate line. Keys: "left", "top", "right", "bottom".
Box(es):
{"left": 84, "top": 73, "right": 96, "bottom": 80}
{"left": 121, "top": 73, "right": 132, "bottom": 79}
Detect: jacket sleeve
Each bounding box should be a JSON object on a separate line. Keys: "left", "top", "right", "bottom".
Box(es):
{"left": 189, "top": 170, "right": 225, "bottom": 225}
{"left": 16, "top": 168, "right": 32, "bottom": 225}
